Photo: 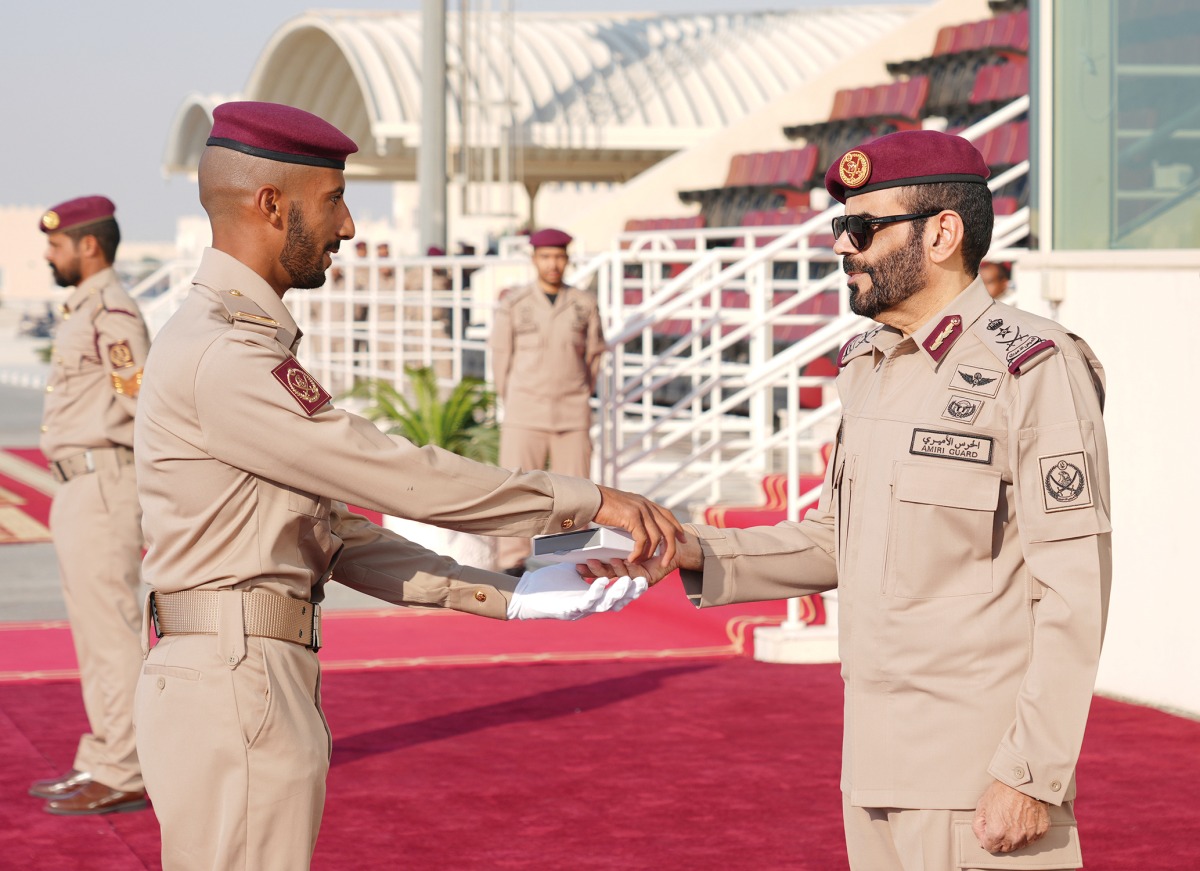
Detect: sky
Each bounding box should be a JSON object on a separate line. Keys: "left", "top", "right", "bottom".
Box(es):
{"left": 3, "top": 0, "right": 919, "bottom": 242}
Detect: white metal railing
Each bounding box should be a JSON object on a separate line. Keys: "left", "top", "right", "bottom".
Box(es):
{"left": 123, "top": 97, "right": 1031, "bottom": 522}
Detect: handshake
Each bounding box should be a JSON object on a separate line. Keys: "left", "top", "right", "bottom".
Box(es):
{"left": 507, "top": 563, "right": 648, "bottom": 621}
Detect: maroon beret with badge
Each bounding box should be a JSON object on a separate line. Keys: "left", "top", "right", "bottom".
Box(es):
{"left": 207, "top": 101, "right": 359, "bottom": 170}
{"left": 528, "top": 228, "right": 573, "bottom": 249}
{"left": 39, "top": 195, "right": 116, "bottom": 234}
{"left": 824, "top": 130, "right": 990, "bottom": 204}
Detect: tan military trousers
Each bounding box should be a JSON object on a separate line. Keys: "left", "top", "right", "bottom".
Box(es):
{"left": 497, "top": 425, "right": 592, "bottom": 569}
{"left": 842, "top": 793, "right": 1081, "bottom": 871}
{"left": 49, "top": 458, "right": 144, "bottom": 792}
{"left": 135, "top": 631, "right": 331, "bottom": 871}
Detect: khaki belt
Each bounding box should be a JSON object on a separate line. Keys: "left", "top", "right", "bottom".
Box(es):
{"left": 151, "top": 589, "right": 321, "bottom": 652}
{"left": 49, "top": 446, "right": 134, "bottom": 484}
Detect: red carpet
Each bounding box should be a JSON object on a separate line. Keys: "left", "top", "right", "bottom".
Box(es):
{"left": 0, "top": 448, "right": 53, "bottom": 543}
{"left": 2, "top": 659, "right": 1199, "bottom": 869}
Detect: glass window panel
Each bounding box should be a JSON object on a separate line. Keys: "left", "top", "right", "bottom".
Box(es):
{"left": 1052, "top": 0, "right": 1200, "bottom": 249}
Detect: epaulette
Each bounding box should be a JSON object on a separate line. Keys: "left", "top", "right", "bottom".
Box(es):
{"left": 216, "top": 289, "right": 282, "bottom": 340}
{"left": 969, "top": 308, "right": 1057, "bottom": 375}
{"left": 838, "top": 325, "right": 883, "bottom": 368}
{"left": 500, "top": 283, "right": 535, "bottom": 305}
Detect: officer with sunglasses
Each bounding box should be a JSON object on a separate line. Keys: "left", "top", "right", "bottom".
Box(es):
{"left": 588, "top": 130, "right": 1110, "bottom": 871}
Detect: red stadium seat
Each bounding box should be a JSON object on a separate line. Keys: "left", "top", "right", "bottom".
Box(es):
{"left": 724, "top": 153, "right": 752, "bottom": 187}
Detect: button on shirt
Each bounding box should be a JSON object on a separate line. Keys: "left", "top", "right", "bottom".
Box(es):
{"left": 682, "top": 280, "right": 1111, "bottom": 809}
{"left": 41, "top": 267, "right": 150, "bottom": 460}
{"left": 135, "top": 248, "right": 600, "bottom": 617}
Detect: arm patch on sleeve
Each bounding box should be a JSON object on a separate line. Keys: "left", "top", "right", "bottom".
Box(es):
{"left": 271, "top": 358, "right": 332, "bottom": 416}
{"left": 108, "top": 340, "right": 135, "bottom": 370}
{"left": 1038, "top": 451, "right": 1093, "bottom": 512}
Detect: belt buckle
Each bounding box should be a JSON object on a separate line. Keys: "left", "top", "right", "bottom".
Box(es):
{"left": 309, "top": 603, "right": 322, "bottom": 653}
{"left": 149, "top": 592, "right": 163, "bottom": 639}
{"left": 51, "top": 461, "right": 67, "bottom": 484}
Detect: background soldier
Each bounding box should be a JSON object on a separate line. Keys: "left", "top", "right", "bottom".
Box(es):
{"left": 589, "top": 130, "right": 1111, "bottom": 871}
{"left": 30, "top": 196, "right": 149, "bottom": 815}
{"left": 490, "top": 228, "right": 605, "bottom": 573}
{"left": 133, "top": 101, "right": 677, "bottom": 870}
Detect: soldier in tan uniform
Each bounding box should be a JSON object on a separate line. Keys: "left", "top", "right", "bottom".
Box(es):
{"left": 589, "top": 131, "right": 1109, "bottom": 871}
{"left": 490, "top": 228, "right": 605, "bottom": 572}
{"left": 132, "top": 101, "right": 678, "bottom": 871}
{"left": 29, "top": 196, "right": 150, "bottom": 815}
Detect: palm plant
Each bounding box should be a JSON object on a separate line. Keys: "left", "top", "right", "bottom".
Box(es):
{"left": 347, "top": 367, "right": 499, "bottom": 464}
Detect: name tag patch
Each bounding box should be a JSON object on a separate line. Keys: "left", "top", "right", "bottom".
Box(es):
{"left": 1039, "top": 451, "right": 1093, "bottom": 512}
{"left": 271, "top": 358, "right": 331, "bottom": 416}
{"left": 910, "top": 429, "right": 994, "bottom": 464}
{"left": 952, "top": 363, "right": 1004, "bottom": 398}
{"left": 941, "top": 394, "right": 983, "bottom": 425}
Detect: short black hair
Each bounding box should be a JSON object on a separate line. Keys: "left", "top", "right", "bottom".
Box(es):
{"left": 901, "top": 182, "right": 994, "bottom": 278}
{"left": 65, "top": 217, "right": 121, "bottom": 264}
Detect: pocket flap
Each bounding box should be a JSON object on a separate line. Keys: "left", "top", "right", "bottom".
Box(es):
{"left": 954, "top": 821, "right": 1082, "bottom": 870}
{"left": 895, "top": 463, "right": 1000, "bottom": 511}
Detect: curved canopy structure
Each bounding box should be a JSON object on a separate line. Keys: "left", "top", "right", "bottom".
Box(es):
{"left": 164, "top": 7, "right": 918, "bottom": 185}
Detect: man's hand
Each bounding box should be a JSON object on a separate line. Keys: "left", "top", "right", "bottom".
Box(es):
{"left": 972, "top": 780, "right": 1050, "bottom": 853}
{"left": 578, "top": 532, "right": 703, "bottom": 587}
{"left": 593, "top": 485, "right": 684, "bottom": 568}
{"left": 506, "top": 563, "right": 647, "bottom": 620}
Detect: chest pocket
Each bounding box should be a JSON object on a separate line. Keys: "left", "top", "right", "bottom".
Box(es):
{"left": 287, "top": 485, "right": 331, "bottom": 520}
{"left": 514, "top": 318, "right": 540, "bottom": 349}
{"left": 886, "top": 462, "right": 1000, "bottom": 598}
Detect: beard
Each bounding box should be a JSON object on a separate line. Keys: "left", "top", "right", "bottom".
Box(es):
{"left": 50, "top": 261, "right": 80, "bottom": 288}
{"left": 844, "top": 226, "right": 927, "bottom": 320}
{"left": 279, "top": 203, "right": 333, "bottom": 289}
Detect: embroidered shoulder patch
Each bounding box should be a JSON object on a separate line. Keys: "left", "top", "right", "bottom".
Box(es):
{"left": 1039, "top": 451, "right": 1093, "bottom": 512}
{"left": 910, "top": 429, "right": 994, "bottom": 464}
{"left": 838, "top": 325, "right": 882, "bottom": 367}
{"left": 952, "top": 363, "right": 1004, "bottom": 398}
{"left": 982, "top": 317, "right": 1056, "bottom": 374}
{"left": 941, "top": 394, "right": 983, "bottom": 424}
{"left": 108, "top": 340, "right": 134, "bottom": 370}
{"left": 271, "top": 359, "right": 331, "bottom": 416}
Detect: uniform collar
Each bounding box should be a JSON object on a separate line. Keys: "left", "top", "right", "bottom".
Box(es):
{"left": 909, "top": 278, "right": 993, "bottom": 369}
{"left": 193, "top": 248, "right": 301, "bottom": 350}
{"left": 61, "top": 266, "right": 117, "bottom": 315}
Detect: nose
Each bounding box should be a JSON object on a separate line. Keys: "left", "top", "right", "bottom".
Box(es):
{"left": 832, "top": 228, "right": 857, "bottom": 256}
{"left": 339, "top": 212, "right": 355, "bottom": 241}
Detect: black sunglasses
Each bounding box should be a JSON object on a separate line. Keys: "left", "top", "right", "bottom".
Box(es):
{"left": 831, "top": 211, "right": 940, "bottom": 251}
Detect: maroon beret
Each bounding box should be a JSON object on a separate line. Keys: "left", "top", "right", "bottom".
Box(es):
{"left": 426, "top": 245, "right": 446, "bottom": 256}
{"left": 528, "top": 228, "right": 572, "bottom": 249}
{"left": 824, "top": 130, "right": 990, "bottom": 204}
{"left": 39, "top": 195, "right": 116, "bottom": 234}
{"left": 207, "top": 101, "right": 358, "bottom": 170}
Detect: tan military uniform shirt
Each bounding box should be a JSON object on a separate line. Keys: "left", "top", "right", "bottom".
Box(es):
{"left": 490, "top": 282, "right": 605, "bottom": 432}
{"left": 41, "top": 267, "right": 150, "bottom": 459}
{"left": 683, "top": 280, "right": 1111, "bottom": 810}
{"left": 135, "top": 248, "right": 600, "bottom": 616}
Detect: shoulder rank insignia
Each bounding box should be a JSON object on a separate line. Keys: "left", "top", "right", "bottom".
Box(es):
{"left": 108, "top": 340, "right": 135, "bottom": 370}
{"left": 272, "top": 358, "right": 331, "bottom": 416}
{"left": 970, "top": 312, "right": 1057, "bottom": 375}
{"left": 838, "top": 325, "right": 882, "bottom": 368}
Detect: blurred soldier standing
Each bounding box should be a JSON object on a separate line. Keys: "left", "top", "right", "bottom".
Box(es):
{"left": 490, "top": 228, "right": 605, "bottom": 573}
{"left": 30, "top": 196, "right": 149, "bottom": 815}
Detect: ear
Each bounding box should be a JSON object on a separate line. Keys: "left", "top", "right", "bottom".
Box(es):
{"left": 927, "top": 210, "right": 964, "bottom": 266}
{"left": 254, "top": 184, "right": 286, "bottom": 228}
{"left": 77, "top": 234, "right": 100, "bottom": 259}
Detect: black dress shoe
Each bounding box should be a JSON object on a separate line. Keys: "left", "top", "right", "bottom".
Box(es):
{"left": 44, "top": 780, "right": 148, "bottom": 815}
{"left": 29, "top": 769, "right": 91, "bottom": 800}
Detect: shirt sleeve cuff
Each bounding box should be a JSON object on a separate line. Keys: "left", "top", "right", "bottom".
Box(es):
{"left": 679, "top": 523, "right": 735, "bottom": 608}
{"left": 543, "top": 472, "right": 601, "bottom": 534}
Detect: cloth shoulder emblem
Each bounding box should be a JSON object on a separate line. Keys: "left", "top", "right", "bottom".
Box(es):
{"left": 838, "top": 326, "right": 882, "bottom": 368}
{"left": 271, "top": 358, "right": 331, "bottom": 416}
{"left": 108, "top": 340, "right": 135, "bottom": 370}
{"left": 1038, "top": 451, "right": 1093, "bottom": 512}
{"left": 969, "top": 309, "right": 1057, "bottom": 375}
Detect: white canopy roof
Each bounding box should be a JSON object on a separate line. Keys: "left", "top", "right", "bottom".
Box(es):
{"left": 164, "top": 7, "right": 919, "bottom": 184}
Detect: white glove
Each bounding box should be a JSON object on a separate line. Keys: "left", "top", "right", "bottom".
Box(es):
{"left": 506, "top": 564, "right": 648, "bottom": 620}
